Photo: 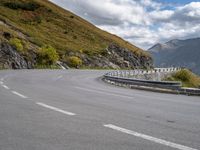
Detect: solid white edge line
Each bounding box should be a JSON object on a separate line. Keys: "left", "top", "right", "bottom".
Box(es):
{"left": 36, "top": 102, "right": 76, "bottom": 116}
{"left": 2, "top": 85, "right": 10, "bottom": 90}
{"left": 56, "top": 75, "right": 63, "bottom": 80}
{"left": 12, "top": 91, "right": 28, "bottom": 99}
{"left": 104, "top": 124, "right": 198, "bottom": 150}
{"left": 75, "top": 87, "right": 133, "bottom": 99}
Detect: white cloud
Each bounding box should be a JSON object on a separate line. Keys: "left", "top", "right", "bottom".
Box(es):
{"left": 172, "top": 2, "right": 200, "bottom": 24}
{"left": 150, "top": 10, "right": 174, "bottom": 21}
{"left": 50, "top": 0, "right": 152, "bottom": 25}
{"left": 50, "top": 0, "right": 200, "bottom": 49}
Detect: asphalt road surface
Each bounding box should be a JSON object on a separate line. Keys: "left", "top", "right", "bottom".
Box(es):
{"left": 0, "top": 70, "right": 200, "bottom": 150}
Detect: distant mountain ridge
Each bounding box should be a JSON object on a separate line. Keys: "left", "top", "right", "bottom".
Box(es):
{"left": 148, "top": 38, "right": 200, "bottom": 74}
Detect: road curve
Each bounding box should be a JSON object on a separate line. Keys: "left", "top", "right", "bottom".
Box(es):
{"left": 0, "top": 70, "right": 200, "bottom": 150}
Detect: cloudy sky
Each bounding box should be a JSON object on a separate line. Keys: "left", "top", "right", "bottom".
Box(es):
{"left": 50, "top": 0, "right": 200, "bottom": 49}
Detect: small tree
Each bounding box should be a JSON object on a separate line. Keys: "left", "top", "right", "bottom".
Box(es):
{"left": 68, "top": 56, "right": 82, "bottom": 68}
{"left": 37, "top": 45, "right": 59, "bottom": 65}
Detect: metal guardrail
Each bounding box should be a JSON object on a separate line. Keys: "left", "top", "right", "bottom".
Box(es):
{"left": 103, "top": 67, "right": 200, "bottom": 96}
{"left": 104, "top": 75, "right": 181, "bottom": 90}
{"left": 106, "top": 67, "right": 181, "bottom": 77}
{"left": 104, "top": 68, "right": 182, "bottom": 90}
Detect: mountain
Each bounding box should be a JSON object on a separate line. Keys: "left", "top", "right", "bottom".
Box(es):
{"left": 148, "top": 38, "right": 200, "bottom": 74}
{"left": 0, "top": 0, "right": 152, "bottom": 69}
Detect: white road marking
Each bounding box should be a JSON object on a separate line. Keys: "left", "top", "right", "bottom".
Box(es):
{"left": 0, "top": 81, "right": 3, "bottom": 85}
{"left": 75, "top": 87, "right": 133, "bottom": 99}
{"left": 56, "top": 75, "right": 63, "bottom": 80}
{"left": 76, "top": 86, "right": 189, "bottom": 104}
{"left": 2, "top": 85, "right": 10, "bottom": 90}
{"left": 76, "top": 86, "right": 162, "bottom": 101}
{"left": 36, "top": 102, "right": 76, "bottom": 116}
{"left": 104, "top": 124, "right": 198, "bottom": 150}
{"left": 12, "top": 91, "right": 28, "bottom": 99}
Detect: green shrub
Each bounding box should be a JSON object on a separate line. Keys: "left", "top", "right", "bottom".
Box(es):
{"left": 37, "top": 45, "right": 59, "bottom": 65}
{"left": 64, "top": 31, "right": 68, "bottom": 34}
{"left": 4, "top": 1, "right": 40, "bottom": 11}
{"left": 73, "top": 35, "right": 77, "bottom": 39}
{"left": 165, "top": 69, "right": 200, "bottom": 88}
{"left": 23, "top": 16, "right": 42, "bottom": 25}
{"left": 173, "top": 69, "right": 191, "bottom": 82}
{"left": 9, "top": 38, "right": 24, "bottom": 52}
{"left": 68, "top": 56, "right": 82, "bottom": 68}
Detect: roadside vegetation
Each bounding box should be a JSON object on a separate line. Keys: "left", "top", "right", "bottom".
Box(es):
{"left": 9, "top": 38, "right": 23, "bottom": 52}
{"left": 35, "top": 45, "right": 60, "bottom": 69}
{"left": 164, "top": 69, "right": 200, "bottom": 88}
{"left": 37, "top": 45, "right": 59, "bottom": 65}
{"left": 67, "top": 56, "right": 82, "bottom": 68}
{"left": 9, "top": 38, "right": 29, "bottom": 53}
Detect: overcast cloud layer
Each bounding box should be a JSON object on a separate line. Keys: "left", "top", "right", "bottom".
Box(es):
{"left": 50, "top": 0, "right": 200, "bottom": 49}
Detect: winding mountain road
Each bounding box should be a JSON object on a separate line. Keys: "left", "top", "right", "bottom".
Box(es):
{"left": 0, "top": 70, "right": 200, "bottom": 150}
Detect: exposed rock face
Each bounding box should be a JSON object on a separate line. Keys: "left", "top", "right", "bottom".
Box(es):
{"left": 66, "top": 43, "right": 153, "bottom": 69}
{"left": 0, "top": 42, "right": 33, "bottom": 69}
{"left": 81, "top": 55, "right": 121, "bottom": 69}
{"left": 107, "top": 44, "right": 153, "bottom": 69}
{"left": 0, "top": 41, "right": 153, "bottom": 70}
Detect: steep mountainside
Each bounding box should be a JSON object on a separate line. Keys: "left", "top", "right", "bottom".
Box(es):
{"left": 0, "top": 0, "right": 152, "bottom": 69}
{"left": 149, "top": 38, "right": 200, "bottom": 74}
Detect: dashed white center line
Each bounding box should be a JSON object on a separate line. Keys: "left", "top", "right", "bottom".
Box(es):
{"left": 12, "top": 91, "right": 28, "bottom": 99}
{"left": 104, "top": 124, "right": 198, "bottom": 150}
{"left": 36, "top": 102, "right": 76, "bottom": 116}
{"left": 2, "top": 85, "right": 10, "bottom": 90}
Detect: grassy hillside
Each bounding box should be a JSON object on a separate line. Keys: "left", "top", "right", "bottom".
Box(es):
{"left": 164, "top": 69, "right": 200, "bottom": 88}
{"left": 0, "top": 0, "right": 149, "bottom": 61}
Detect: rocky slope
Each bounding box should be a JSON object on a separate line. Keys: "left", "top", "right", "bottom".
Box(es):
{"left": 0, "top": 0, "right": 152, "bottom": 69}
{"left": 0, "top": 42, "right": 33, "bottom": 69}
{"left": 148, "top": 38, "right": 200, "bottom": 74}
